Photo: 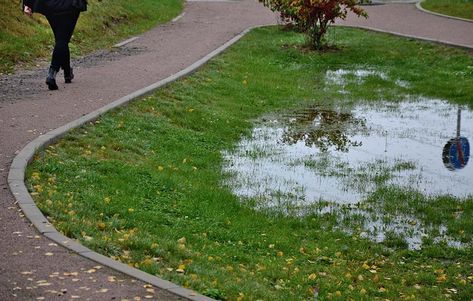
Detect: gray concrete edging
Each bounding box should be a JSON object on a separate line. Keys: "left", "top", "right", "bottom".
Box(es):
{"left": 112, "top": 11, "right": 187, "bottom": 48}
{"left": 7, "top": 24, "right": 264, "bottom": 301}
{"left": 337, "top": 24, "right": 473, "bottom": 50}
{"left": 415, "top": 0, "right": 473, "bottom": 23}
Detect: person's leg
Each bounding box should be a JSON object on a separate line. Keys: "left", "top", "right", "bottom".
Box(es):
{"left": 58, "top": 11, "right": 80, "bottom": 79}
{"left": 45, "top": 14, "right": 60, "bottom": 90}
{"left": 46, "top": 12, "right": 80, "bottom": 89}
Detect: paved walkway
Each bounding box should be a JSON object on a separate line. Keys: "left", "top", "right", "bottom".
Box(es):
{"left": 0, "top": 1, "right": 471, "bottom": 300}
{"left": 339, "top": 3, "right": 473, "bottom": 49}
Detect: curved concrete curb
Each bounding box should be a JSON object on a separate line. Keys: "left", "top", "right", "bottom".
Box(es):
{"left": 371, "top": 0, "right": 417, "bottom": 3}
{"left": 416, "top": 0, "right": 473, "bottom": 23}
{"left": 338, "top": 24, "right": 473, "bottom": 50}
{"left": 113, "top": 12, "right": 187, "bottom": 48}
{"left": 7, "top": 25, "right": 264, "bottom": 301}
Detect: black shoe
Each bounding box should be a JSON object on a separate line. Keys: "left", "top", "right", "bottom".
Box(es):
{"left": 64, "top": 67, "right": 74, "bottom": 83}
{"left": 46, "top": 67, "right": 58, "bottom": 90}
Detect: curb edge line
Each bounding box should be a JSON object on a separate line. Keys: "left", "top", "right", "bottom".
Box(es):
{"left": 336, "top": 24, "right": 473, "bottom": 50}
{"left": 415, "top": 0, "right": 473, "bottom": 24}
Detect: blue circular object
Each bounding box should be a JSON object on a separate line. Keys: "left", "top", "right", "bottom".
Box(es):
{"left": 443, "top": 137, "right": 470, "bottom": 170}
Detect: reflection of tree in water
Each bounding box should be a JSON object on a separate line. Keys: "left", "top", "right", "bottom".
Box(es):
{"left": 281, "top": 106, "right": 367, "bottom": 152}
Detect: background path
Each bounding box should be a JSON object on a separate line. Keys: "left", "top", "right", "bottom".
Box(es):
{"left": 340, "top": 3, "right": 473, "bottom": 49}
{"left": 1, "top": 1, "right": 471, "bottom": 300}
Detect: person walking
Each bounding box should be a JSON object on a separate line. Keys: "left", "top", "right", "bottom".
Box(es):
{"left": 23, "top": 0, "right": 87, "bottom": 90}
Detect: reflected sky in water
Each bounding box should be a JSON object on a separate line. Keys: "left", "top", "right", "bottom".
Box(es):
{"left": 222, "top": 98, "right": 473, "bottom": 206}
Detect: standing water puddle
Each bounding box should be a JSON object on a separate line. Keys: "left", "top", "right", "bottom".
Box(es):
{"left": 223, "top": 98, "right": 472, "bottom": 205}
{"left": 222, "top": 98, "right": 472, "bottom": 249}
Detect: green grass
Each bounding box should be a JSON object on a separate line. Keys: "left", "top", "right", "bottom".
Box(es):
{"left": 0, "top": 0, "right": 183, "bottom": 73}
{"left": 27, "top": 27, "right": 473, "bottom": 300}
{"left": 421, "top": 0, "right": 473, "bottom": 20}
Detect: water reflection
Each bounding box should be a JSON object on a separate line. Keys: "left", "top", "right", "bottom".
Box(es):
{"left": 223, "top": 98, "right": 473, "bottom": 205}
{"left": 281, "top": 107, "right": 367, "bottom": 152}
{"left": 442, "top": 108, "right": 470, "bottom": 170}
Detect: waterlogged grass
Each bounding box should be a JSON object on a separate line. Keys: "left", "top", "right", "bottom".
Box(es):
{"left": 0, "top": 0, "right": 183, "bottom": 73}
{"left": 421, "top": 0, "right": 473, "bottom": 20}
{"left": 27, "top": 27, "right": 473, "bottom": 300}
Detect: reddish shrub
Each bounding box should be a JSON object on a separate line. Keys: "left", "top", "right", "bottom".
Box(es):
{"left": 261, "top": 0, "right": 367, "bottom": 49}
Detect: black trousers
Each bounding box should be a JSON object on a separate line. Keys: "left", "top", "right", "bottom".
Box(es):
{"left": 46, "top": 11, "right": 80, "bottom": 72}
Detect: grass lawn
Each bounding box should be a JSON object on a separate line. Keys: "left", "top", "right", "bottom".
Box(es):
{"left": 0, "top": 0, "right": 183, "bottom": 73}
{"left": 27, "top": 27, "right": 473, "bottom": 300}
{"left": 421, "top": 0, "right": 473, "bottom": 20}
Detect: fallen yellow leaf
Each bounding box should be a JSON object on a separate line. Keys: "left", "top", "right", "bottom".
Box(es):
{"left": 98, "top": 223, "right": 106, "bottom": 231}
{"left": 437, "top": 274, "right": 447, "bottom": 282}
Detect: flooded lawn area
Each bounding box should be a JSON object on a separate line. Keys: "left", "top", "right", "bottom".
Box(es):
{"left": 223, "top": 91, "right": 472, "bottom": 249}
{"left": 223, "top": 98, "right": 472, "bottom": 204}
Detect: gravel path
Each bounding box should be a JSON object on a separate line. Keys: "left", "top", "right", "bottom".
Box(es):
{"left": 0, "top": 1, "right": 471, "bottom": 300}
